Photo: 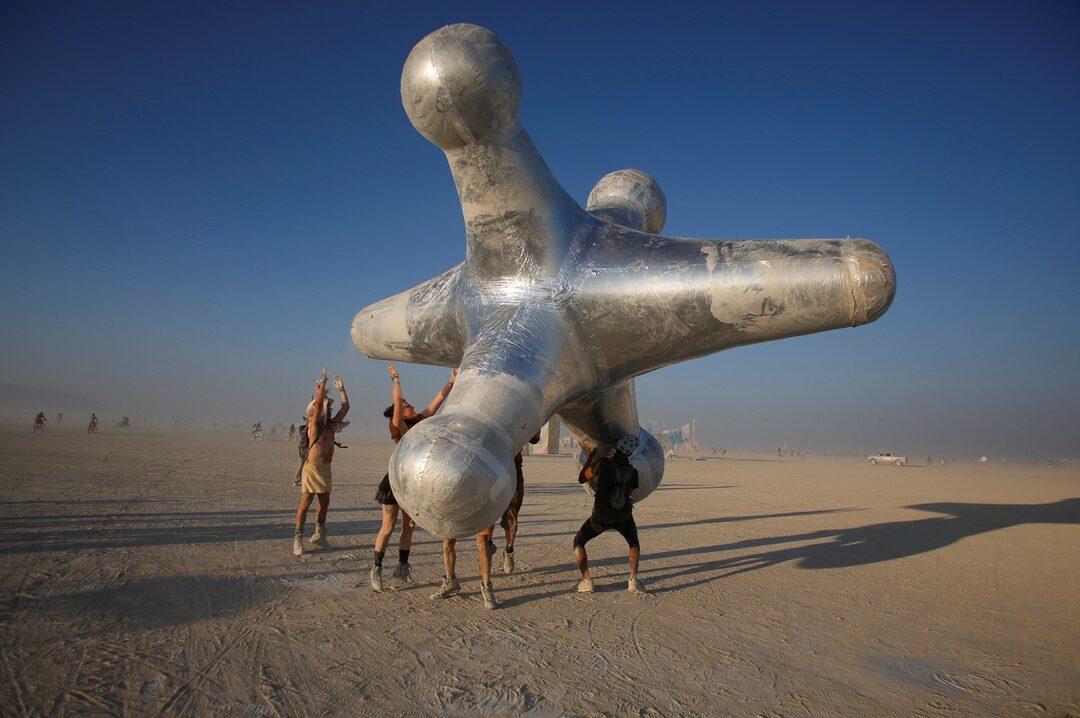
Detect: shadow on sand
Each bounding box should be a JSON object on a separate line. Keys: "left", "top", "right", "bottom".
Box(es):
{"left": 20, "top": 574, "right": 285, "bottom": 629}
{"left": 0, "top": 508, "right": 382, "bottom": 554}
{"left": 499, "top": 499, "right": 1080, "bottom": 606}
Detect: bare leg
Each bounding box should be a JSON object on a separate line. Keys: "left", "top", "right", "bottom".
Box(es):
{"left": 374, "top": 505, "right": 399, "bottom": 554}
{"left": 315, "top": 492, "right": 330, "bottom": 523}
{"left": 628, "top": 545, "right": 640, "bottom": 577}
{"left": 295, "top": 492, "right": 315, "bottom": 530}
{"left": 400, "top": 510, "right": 415, "bottom": 551}
{"left": 442, "top": 538, "right": 457, "bottom": 578}
{"left": 476, "top": 526, "right": 493, "bottom": 586}
{"left": 575, "top": 545, "right": 591, "bottom": 582}
{"left": 504, "top": 515, "right": 518, "bottom": 550}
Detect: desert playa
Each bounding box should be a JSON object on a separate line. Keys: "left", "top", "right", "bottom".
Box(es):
{"left": 1, "top": 428, "right": 1076, "bottom": 716}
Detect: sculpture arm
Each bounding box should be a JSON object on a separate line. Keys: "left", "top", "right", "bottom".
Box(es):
{"left": 353, "top": 265, "right": 466, "bottom": 367}
{"left": 575, "top": 235, "right": 895, "bottom": 384}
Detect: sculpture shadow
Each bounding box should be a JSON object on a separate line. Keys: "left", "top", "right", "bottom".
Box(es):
{"left": 406, "top": 508, "right": 845, "bottom": 550}
{"left": 644, "top": 498, "right": 1080, "bottom": 593}
{"left": 498, "top": 500, "right": 1078, "bottom": 606}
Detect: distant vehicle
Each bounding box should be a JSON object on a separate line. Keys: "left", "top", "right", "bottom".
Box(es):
{"left": 868, "top": 452, "right": 907, "bottom": 466}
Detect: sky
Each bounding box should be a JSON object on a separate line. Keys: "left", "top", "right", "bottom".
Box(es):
{"left": 2, "top": 0, "right": 1078, "bottom": 457}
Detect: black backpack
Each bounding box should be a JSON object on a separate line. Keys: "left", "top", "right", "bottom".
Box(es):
{"left": 294, "top": 421, "right": 324, "bottom": 483}
{"left": 607, "top": 463, "right": 636, "bottom": 511}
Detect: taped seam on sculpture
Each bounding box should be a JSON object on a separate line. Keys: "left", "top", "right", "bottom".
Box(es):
{"left": 841, "top": 250, "right": 863, "bottom": 326}
{"left": 562, "top": 226, "right": 614, "bottom": 384}
{"left": 453, "top": 368, "right": 545, "bottom": 421}
{"left": 447, "top": 404, "right": 515, "bottom": 456}
{"left": 435, "top": 427, "right": 510, "bottom": 502}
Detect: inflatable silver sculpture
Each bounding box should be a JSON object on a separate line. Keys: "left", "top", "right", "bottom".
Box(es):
{"left": 352, "top": 24, "right": 896, "bottom": 537}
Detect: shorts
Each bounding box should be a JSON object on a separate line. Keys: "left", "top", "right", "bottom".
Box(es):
{"left": 573, "top": 516, "right": 639, "bottom": 549}
{"left": 300, "top": 462, "right": 332, "bottom": 494}
{"left": 375, "top": 473, "right": 397, "bottom": 506}
{"left": 500, "top": 463, "right": 525, "bottom": 532}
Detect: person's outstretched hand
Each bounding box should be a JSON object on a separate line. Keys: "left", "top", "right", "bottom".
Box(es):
{"left": 387, "top": 363, "right": 399, "bottom": 380}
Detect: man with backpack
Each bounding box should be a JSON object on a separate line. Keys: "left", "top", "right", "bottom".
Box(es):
{"left": 573, "top": 434, "right": 647, "bottom": 594}
{"left": 293, "top": 370, "right": 349, "bottom": 556}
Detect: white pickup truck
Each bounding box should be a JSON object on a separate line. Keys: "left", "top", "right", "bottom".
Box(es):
{"left": 868, "top": 452, "right": 907, "bottom": 466}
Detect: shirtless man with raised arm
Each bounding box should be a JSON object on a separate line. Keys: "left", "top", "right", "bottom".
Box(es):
{"left": 370, "top": 363, "right": 457, "bottom": 591}
{"left": 293, "top": 370, "right": 349, "bottom": 556}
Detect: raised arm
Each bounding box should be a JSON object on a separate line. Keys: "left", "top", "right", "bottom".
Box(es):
{"left": 332, "top": 375, "right": 350, "bottom": 422}
{"left": 308, "top": 369, "right": 327, "bottom": 444}
{"left": 422, "top": 368, "right": 458, "bottom": 417}
{"left": 579, "top": 447, "right": 601, "bottom": 483}
{"left": 388, "top": 363, "right": 406, "bottom": 437}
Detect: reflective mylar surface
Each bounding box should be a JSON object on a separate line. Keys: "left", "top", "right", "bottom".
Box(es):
{"left": 352, "top": 24, "right": 896, "bottom": 537}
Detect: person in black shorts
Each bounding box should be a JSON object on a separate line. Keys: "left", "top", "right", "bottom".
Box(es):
{"left": 370, "top": 362, "right": 456, "bottom": 592}
{"left": 497, "top": 431, "right": 541, "bottom": 574}
{"left": 574, "top": 434, "right": 647, "bottom": 594}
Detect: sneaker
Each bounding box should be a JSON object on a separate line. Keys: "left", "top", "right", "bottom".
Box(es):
{"left": 392, "top": 562, "right": 414, "bottom": 584}
{"left": 310, "top": 524, "right": 330, "bottom": 550}
{"left": 577, "top": 578, "right": 594, "bottom": 593}
{"left": 480, "top": 582, "right": 497, "bottom": 610}
{"left": 430, "top": 575, "right": 461, "bottom": 599}
{"left": 628, "top": 576, "right": 647, "bottom": 594}
{"left": 292, "top": 536, "right": 304, "bottom": 556}
{"left": 370, "top": 565, "right": 384, "bottom": 592}
{"left": 502, "top": 550, "right": 515, "bottom": 574}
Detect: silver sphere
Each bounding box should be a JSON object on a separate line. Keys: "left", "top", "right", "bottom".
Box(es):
{"left": 400, "top": 24, "right": 522, "bottom": 150}
{"left": 586, "top": 169, "right": 668, "bottom": 235}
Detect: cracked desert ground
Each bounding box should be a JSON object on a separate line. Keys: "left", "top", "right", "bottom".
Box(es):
{"left": 1, "top": 427, "right": 1077, "bottom": 717}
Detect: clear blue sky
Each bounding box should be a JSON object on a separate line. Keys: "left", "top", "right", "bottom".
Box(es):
{"left": 2, "top": 0, "right": 1078, "bottom": 457}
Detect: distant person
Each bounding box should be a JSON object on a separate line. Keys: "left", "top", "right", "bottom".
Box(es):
{"left": 87, "top": 413, "right": 99, "bottom": 434}
{"left": 251, "top": 421, "right": 262, "bottom": 440}
{"left": 574, "top": 435, "right": 646, "bottom": 594}
{"left": 777, "top": 447, "right": 783, "bottom": 458}
{"left": 927, "top": 456, "right": 933, "bottom": 465}
{"left": 940, "top": 457, "right": 947, "bottom": 465}
{"left": 371, "top": 363, "right": 456, "bottom": 591}
{"left": 288, "top": 423, "right": 297, "bottom": 442}
{"left": 496, "top": 432, "right": 542, "bottom": 574}
{"left": 293, "top": 371, "right": 349, "bottom": 556}
{"left": 33, "top": 412, "right": 47, "bottom": 432}
{"left": 57, "top": 412, "right": 63, "bottom": 423}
